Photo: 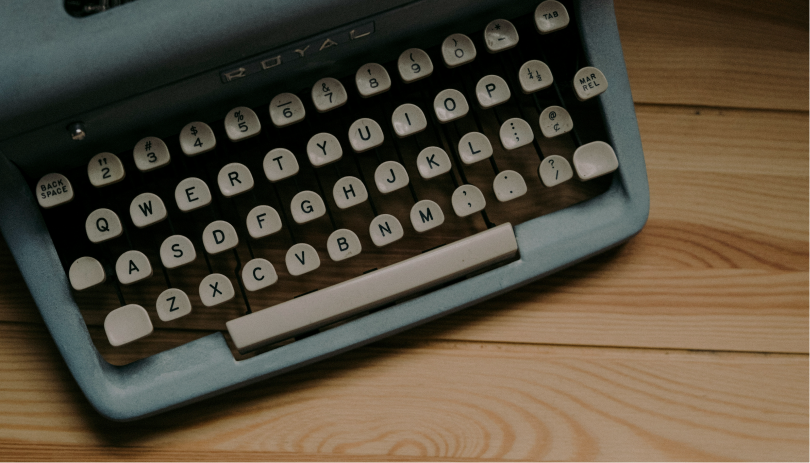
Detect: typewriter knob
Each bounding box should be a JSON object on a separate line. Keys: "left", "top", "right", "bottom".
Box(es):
{"left": 67, "top": 122, "right": 86, "bottom": 141}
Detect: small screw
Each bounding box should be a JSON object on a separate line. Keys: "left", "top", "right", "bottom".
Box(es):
{"left": 68, "top": 122, "right": 86, "bottom": 141}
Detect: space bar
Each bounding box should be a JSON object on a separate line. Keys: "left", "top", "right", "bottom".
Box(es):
{"left": 226, "top": 223, "right": 518, "bottom": 353}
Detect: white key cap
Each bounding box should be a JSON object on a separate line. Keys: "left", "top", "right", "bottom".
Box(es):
{"left": 175, "top": 177, "right": 212, "bottom": 212}
{"left": 68, "top": 256, "right": 106, "bottom": 291}
{"left": 349, "top": 118, "right": 385, "bottom": 153}
{"left": 88, "top": 153, "right": 125, "bottom": 187}
{"left": 391, "top": 103, "right": 427, "bottom": 138}
{"left": 451, "top": 185, "right": 486, "bottom": 217}
{"left": 224, "top": 106, "right": 261, "bottom": 141}
{"left": 307, "top": 133, "right": 343, "bottom": 167}
{"left": 573, "top": 67, "right": 608, "bottom": 101}
{"left": 286, "top": 243, "right": 320, "bottom": 276}
{"left": 458, "top": 132, "right": 493, "bottom": 165}
{"left": 332, "top": 176, "right": 368, "bottom": 210}
{"left": 410, "top": 199, "right": 444, "bottom": 232}
{"left": 217, "top": 162, "right": 254, "bottom": 197}
{"left": 202, "top": 220, "right": 239, "bottom": 254}
{"left": 129, "top": 192, "right": 167, "bottom": 228}
{"left": 290, "top": 191, "right": 326, "bottom": 224}
{"left": 484, "top": 19, "right": 519, "bottom": 53}
{"left": 116, "top": 250, "right": 153, "bottom": 285}
{"left": 226, "top": 223, "right": 518, "bottom": 353}
{"left": 475, "top": 75, "right": 511, "bottom": 108}
{"left": 493, "top": 170, "right": 527, "bottom": 202}
{"left": 104, "top": 304, "right": 153, "bottom": 347}
{"left": 416, "top": 146, "right": 452, "bottom": 179}
{"left": 441, "top": 33, "right": 476, "bottom": 68}
{"left": 327, "top": 229, "right": 362, "bottom": 262}
{"left": 499, "top": 117, "right": 534, "bottom": 150}
{"left": 573, "top": 141, "right": 619, "bottom": 180}
{"left": 397, "top": 48, "right": 433, "bottom": 83}
{"left": 199, "top": 273, "right": 235, "bottom": 307}
{"left": 263, "top": 148, "right": 300, "bottom": 182}
{"left": 312, "top": 77, "right": 348, "bottom": 113}
{"left": 538, "top": 155, "right": 574, "bottom": 187}
{"left": 85, "top": 208, "right": 123, "bottom": 243}
{"left": 36, "top": 173, "right": 73, "bottom": 209}
{"left": 159, "top": 235, "right": 196, "bottom": 269}
{"left": 179, "top": 122, "right": 216, "bottom": 156}
{"left": 133, "top": 137, "right": 170, "bottom": 172}
{"left": 539, "top": 105, "right": 573, "bottom": 138}
{"left": 369, "top": 214, "right": 404, "bottom": 247}
{"left": 374, "top": 161, "right": 409, "bottom": 194}
{"left": 269, "top": 92, "right": 306, "bottom": 128}
{"left": 518, "top": 60, "right": 554, "bottom": 94}
{"left": 355, "top": 63, "right": 391, "bottom": 98}
{"left": 535, "top": 0, "right": 570, "bottom": 34}
{"left": 434, "top": 89, "right": 469, "bottom": 123}
{"left": 241, "top": 258, "right": 278, "bottom": 292}
{"left": 156, "top": 288, "right": 192, "bottom": 322}
{"left": 246, "top": 205, "right": 283, "bottom": 239}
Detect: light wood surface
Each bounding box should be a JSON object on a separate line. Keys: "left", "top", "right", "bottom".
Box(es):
{"left": 0, "top": 0, "right": 807, "bottom": 460}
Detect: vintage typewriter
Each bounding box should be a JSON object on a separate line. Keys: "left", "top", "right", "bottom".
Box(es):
{"left": 0, "top": 0, "right": 649, "bottom": 420}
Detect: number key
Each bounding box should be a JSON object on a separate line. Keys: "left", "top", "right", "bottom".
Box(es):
{"left": 87, "top": 152, "right": 125, "bottom": 187}
{"left": 179, "top": 122, "right": 216, "bottom": 156}
{"left": 311, "top": 77, "right": 348, "bottom": 113}
{"left": 355, "top": 63, "right": 391, "bottom": 98}
{"left": 224, "top": 106, "right": 261, "bottom": 142}
{"left": 269, "top": 93, "right": 306, "bottom": 128}
{"left": 133, "top": 137, "right": 170, "bottom": 172}
{"left": 397, "top": 48, "right": 433, "bottom": 83}
{"left": 441, "top": 33, "right": 476, "bottom": 68}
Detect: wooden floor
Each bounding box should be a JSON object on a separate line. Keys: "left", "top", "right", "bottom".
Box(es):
{"left": 0, "top": 0, "right": 807, "bottom": 460}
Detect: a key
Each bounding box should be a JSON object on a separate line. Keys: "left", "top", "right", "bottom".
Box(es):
{"left": 115, "top": 250, "right": 153, "bottom": 285}
{"left": 241, "top": 258, "right": 278, "bottom": 291}
{"left": 88, "top": 153, "right": 125, "bottom": 187}
{"left": 475, "top": 75, "right": 511, "bottom": 108}
{"left": 410, "top": 199, "right": 444, "bottom": 232}
{"left": 199, "top": 274, "right": 235, "bottom": 307}
{"left": 451, "top": 185, "right": 486, "bottom": 217}
{"left": 85, "top": 208, "right": 123, "bottom": 243}
{"left": 174, "top": 177, "right": 212, "bottom": 212}
{"left": 499, "top": 118, "right": 534, "bottom": 150}
{"left": 224, "top": 106, "right": 261, "bottom": 141}
{"left": 290, "top": 191, "right": 326, "bottom": 224}
{"left": 573, "top": 67, "right": 608, "bottom": 101}
{"left": 263, "top": 148, "right": 300, "bottom": 182}
{"left": 391, "top": 103, "right": 427, "bottom": 138}
{"left": 202, "top": 220, "right": 239, "bottom": 254}
{"left": 484, "top": 19, "right": 519, "bottom": 53}
{"left": 133, "top": 136, "right": 171, "bottom": 172}
{"left": 441, "top": 33, "right": 476, "bottom": 68}
{"left": 492, "top": 170, "right": 528, "bottom": 202}
{"left": 307, "top": 133, "right": 343, "bottom": 167}
{"left": 458, "top": 132, "right": 493, "bottom": 165}
{"left": 535, "top": 0, "right": 570, "bottom": 34}
{"left": 179, "top": 122, "right": 216, "bottom": 156}
{"left": 104, "top": 304, "right": 153, "bottom": 347}
{"left": 332, "top": 176, "right": 368, "bottom": 210}
{"left": 397, "top": 48, "right": 433, "bottom": 83}
{"left": 518, "top": 60, "right": 553, "bottom": 94}
{"left": 269, "top": 93, "right": 306, "bottom": 128}
{"left": 416, "top": 146, "right": 452, "bottom": 179}
{"left": 374, "top": 161, "right": 409, "bottom": 194}
{"left": 156, "top": 288, "right": 192, "bottom": 322}
{"left": 311, "top": 77, "right": 348, "bottom": 113}
{"left": 369, "top": 214, "right": 404, "bottom": 247}
{"left": 573, "top": 141, "right": 619, "bottom": 180}
{"left": 217, "top": 162, "right": 254, "bottom": 197}
{"left": 355, "top": 63, "right": 391, "bottom": 98}
{"left": 539, "top": 105, "right": 573, "bottom": 138}
{"left": 129, "top": 192, "right": 167, "bottom": 228}
{"left": 348, "top": 118, "right": 384, "bottom": 152}
{"left": 159, "top": 235, "right": 196, "bottom": 269}
{"left": 246, "top": 205, "right": 283, "bottom": 239}
{"left": 327, "top": 229, "right": 362, "bottom": 261}
{"left": 434, "top": 89, "right": 469, "bottom": 123}
{"left": 35, "top": 173, "right": 74, "bottom": 208}
{"left": 285, "top": 243, "right": 320, "bottom": 276}
{"left": 538, "top": 155, "right": 573, "bottom": 187}
{"left": 68, "top": 256, "right": 106, "bottom": 291}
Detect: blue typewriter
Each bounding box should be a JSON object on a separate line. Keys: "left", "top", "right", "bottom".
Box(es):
{"left": 0, "top": 0, "right": 648, "bottom": 420}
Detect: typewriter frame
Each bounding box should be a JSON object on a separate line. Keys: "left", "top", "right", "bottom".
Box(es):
{"left": 0, "top": 0, "right": 648, "bottom": 420}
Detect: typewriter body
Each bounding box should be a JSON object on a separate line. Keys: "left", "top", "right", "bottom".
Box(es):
{"left": 0, "top": 0, "right": 649, "bottom": 420}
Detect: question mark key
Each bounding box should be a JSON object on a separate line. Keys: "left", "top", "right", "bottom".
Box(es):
{"left": 538, "top": 155, "right": 573, "bottom": 187}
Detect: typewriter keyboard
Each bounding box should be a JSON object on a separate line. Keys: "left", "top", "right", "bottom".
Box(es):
{"left": 33, "top": 0, "right": 618, "bottom": 361}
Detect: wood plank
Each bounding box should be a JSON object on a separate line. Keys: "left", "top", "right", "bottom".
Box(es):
{"left": 0, "top": 324, "right": 806, "bottom": 461}
{"left": 616, "top": 0, "right": 809, "bottom": 110}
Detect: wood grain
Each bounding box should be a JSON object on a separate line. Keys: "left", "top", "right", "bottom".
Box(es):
{"left": 0, "top": 324, "right": 806, "bottom": 461}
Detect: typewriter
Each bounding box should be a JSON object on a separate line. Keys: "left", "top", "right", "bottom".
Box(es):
{"left": 0, "top": 0, "right": 649, "bottom": 420}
